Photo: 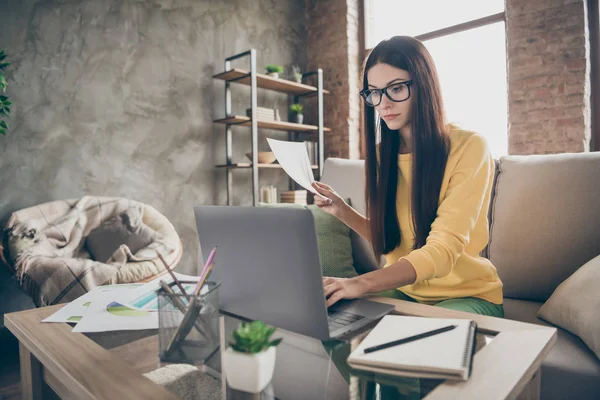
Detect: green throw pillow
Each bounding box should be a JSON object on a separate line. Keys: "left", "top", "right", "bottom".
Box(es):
{"left": 259, "top": 202, "right": 358, "bottom": 278}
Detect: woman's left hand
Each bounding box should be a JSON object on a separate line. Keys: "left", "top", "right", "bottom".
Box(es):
{"left": 323, "top": 276, "right": 369, "bottom": 307}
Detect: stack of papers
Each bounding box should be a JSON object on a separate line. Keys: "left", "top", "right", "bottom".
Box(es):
{"left": 43, "top": 273, "right": 202, "bottom": 333}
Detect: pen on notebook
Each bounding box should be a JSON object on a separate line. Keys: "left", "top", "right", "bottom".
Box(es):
{"left": 192, "top": 246, "right": 217, "bottom": 295}
{"left": 363, "top": 324, "right": 458, "bottom": 354}
{"left": 157, "top": 251, "right": 189, "bottom": 297}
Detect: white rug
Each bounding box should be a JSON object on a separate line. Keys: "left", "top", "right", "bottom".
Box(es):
{"left": 143, "top": 364, "right": 221, "bottom": 400}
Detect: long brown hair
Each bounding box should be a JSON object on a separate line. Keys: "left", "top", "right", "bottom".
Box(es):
{"left": 363, "top": 36, "right": 450, "bottom": 259}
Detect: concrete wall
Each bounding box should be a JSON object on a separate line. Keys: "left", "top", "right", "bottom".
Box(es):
{"left": 0, "top": 0, "right": 307, "bottom": 274}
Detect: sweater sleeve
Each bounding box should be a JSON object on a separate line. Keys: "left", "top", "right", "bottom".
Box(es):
{"left": 401, "top": 134, "right": 493, "bottom": 283}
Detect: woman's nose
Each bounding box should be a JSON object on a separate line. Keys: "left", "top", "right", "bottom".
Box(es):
{"left": 378, "top": 96, "right": 393, "bottom": 110}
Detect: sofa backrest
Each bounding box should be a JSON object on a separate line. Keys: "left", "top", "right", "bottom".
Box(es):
{"left": 487, "top": 152, "right": 600, "bottom": 302}
{"left": 322, "top": 153, "right": 600, "bottom": 303}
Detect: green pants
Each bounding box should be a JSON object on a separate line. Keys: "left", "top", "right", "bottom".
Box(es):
{"left": 377, "top": 289, "right": 504, "bottom": 318}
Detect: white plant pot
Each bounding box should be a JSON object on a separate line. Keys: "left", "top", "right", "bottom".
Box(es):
{"left": 266, "top": 72, "right": 279, "bottom": 79}
{"left": 222, "top": 346, "right": 276, "bottom": 393}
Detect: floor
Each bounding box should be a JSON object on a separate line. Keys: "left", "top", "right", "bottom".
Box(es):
{"left": 0, "top": 357, "right": 60, "bottom": 400}
{"left": 0, "top": 358, "right": 20, "bottom": 400}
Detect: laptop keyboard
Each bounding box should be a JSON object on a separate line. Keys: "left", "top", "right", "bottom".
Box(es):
{"left": 327, "top": 309, "right": 364, "bottom": 331}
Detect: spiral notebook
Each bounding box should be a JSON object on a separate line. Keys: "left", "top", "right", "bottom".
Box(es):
{"left": 347, "top": 315, "right": 477, "bottom": 381}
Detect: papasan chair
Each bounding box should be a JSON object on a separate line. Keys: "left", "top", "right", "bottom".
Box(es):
{"left": 0, "top": 196, "right": 182, "bottom": 307}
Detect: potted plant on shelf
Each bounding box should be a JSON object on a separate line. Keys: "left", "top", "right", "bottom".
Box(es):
{"left": 290, "top": 103, "right": 303, "bottom": 125}
{"left": 222, "top": 320, "right": 282, "bottom": 393}
{"left": 291, "top": 65, "right": 302, "bottom": 83}
{"left": 264, "top": 64, "right": 284, "bottom": 79}
{"left": 0, "top": 50, "right": 12, "bottom": 136}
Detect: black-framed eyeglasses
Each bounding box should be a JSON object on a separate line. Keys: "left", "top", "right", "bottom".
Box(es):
{"left": 359, "top": 80, "right": 413, "bottom": 107}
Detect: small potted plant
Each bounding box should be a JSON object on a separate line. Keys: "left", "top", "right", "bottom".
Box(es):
{"left": 0, "top": 50, "right": 12, "bottom": 136}
{"left": 264, "top": 64, "right": 284, "bottom": 79}
{"left": 290, "top": 103, "right": 304, "bottom": 124}
{"left": 222, "top": 320, "right": 282, "bottom": 393}
{"left": 291, "top": 65, "right": 302, "bottom": 83}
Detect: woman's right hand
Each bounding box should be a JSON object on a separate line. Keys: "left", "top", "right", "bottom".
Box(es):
{"left": 312, "top": 181, "right": 347, "bottom": 219}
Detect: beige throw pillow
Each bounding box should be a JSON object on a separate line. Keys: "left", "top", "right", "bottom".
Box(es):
{"left": 537, "top": 254, "right": 600, "bottom": 359}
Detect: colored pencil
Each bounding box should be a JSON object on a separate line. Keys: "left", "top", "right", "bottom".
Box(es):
{"left": 157, "top": 251, "right": 189, "bottom": 297}
{"left": 192, "top": 246, "right": 217, "bottom": 295}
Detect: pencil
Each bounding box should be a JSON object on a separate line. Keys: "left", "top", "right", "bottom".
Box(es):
{"left": 157, "top": 250, "right": 189, "bottom": 297}
{"left": 193, "top": 263, "right": 213, "bottom": 296}
{"left": 192, "top": 246, "right": 217, "bottom": 295}
{"left": 159, "top": 280, "right": 209, "bottom": 340}
{"left": 363, "top": 324, "right": 457, "bottom": 354}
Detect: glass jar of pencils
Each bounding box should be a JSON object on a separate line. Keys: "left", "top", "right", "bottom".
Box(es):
{"left": 157, "top": 280, "right": 221, "bottom": 364}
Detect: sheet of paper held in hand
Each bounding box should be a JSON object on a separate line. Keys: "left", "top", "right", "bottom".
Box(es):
{"left": 266, "top": 138, "right": 331, "bottom": 202}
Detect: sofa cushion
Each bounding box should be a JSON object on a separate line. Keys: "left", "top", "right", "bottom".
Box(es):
{"left": 503, "top": 298, "right": 600, "bottom": 400}
{"left": 259, "top": 202, "right": 357, "bottom": 278}
{"left": 538, "top": 254, "right": 600, "bottom": 359}
{"left": 487, "top": 152, "right": 600, "bottom": 301}
{"left": 321, "top": 158, "right": 381, "bottom": 274}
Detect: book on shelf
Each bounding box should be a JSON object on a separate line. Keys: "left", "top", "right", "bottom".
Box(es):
{"left": 280, "top": 190, "right": 308, "bottom": 205}
{"left": 245, "top": 107, "right": 280, "bottom": 121}
{"left": 347, "top": 315, "right": 477, "bottom": 381}
{"left": 280, "top": 190, "right": 307, "bottom": 197}
{"left": 260, "top": 185, "right": 278, "bottom": 203}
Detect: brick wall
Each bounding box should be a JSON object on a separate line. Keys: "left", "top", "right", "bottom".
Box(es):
{"left": 306, "top": 0, "right": 362, "bottom": 159}
{"left": 506, "top": 0, "right": 591, "bottom": 154}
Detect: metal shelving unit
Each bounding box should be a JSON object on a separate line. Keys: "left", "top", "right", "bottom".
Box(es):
{"left": 213, "top": 49, "right": 329, "bottom": 206}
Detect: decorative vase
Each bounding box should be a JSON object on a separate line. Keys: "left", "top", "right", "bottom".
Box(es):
{"left": 295, "top": 114, "right": 304, "bottom": 125}
{"left": 293, "top": 73, "right": 302, "bottom": 83}
{"left": 223, "top": 346, "right": 276, "bottom": 393}
{"left": 266, "top": 72, "right": 279, "bottom": 79}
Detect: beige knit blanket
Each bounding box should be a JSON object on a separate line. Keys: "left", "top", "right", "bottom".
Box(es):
{"left": 4, "top": 196, "right": 180, "bottom": 307}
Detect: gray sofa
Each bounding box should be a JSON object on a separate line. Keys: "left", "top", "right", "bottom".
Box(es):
{"left": 320, "top": 153, "right": 600, "bottom": 400}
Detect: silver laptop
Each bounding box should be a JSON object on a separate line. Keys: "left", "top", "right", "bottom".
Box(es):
{"left": 193, "top": 205, "right": 394, "bottom": 340}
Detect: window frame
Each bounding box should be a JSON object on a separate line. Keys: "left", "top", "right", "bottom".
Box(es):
{"left": 588, "top": 0, "right": 599, "bottom": 151}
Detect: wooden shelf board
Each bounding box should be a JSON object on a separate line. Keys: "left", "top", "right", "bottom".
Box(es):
{"left": 214, "top": 115, "right": 331, "bottom": 133}
{"left": 215, "top": 163, "right": 318, "bottom": 169}
{"left": 213, "top": 68, "right": 330, "bottom": 96}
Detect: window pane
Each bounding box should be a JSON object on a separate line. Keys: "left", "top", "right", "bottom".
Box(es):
{"left": 425, "top": 22, "right": 508, "bottom": 158}
{"left": 366, "top": 0, "right": 504, "bottom": 48}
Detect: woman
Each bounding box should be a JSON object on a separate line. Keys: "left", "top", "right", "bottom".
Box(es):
{"left": 312, "top": 36, "right": 504, "bottom": 317}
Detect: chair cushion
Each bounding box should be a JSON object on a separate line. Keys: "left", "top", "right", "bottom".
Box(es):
{"left": 503, "top": 298, "right": 600, "bottom": 400}
{"left": 86, "top": 208, "right": 157, "bottom": 263}
{"left": 488, "top": 153, "right": 600, "bottom": 301}
{"left": 538, "top": 254, "right": 600, "bottom": 359}
{"left": 260, "top": 202, "right": 357, "bottom": 278}
{"left": 110, "top": 204, "right": 182, "bottom": 284}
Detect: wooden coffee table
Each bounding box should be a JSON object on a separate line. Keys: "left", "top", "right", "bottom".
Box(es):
{"left": 4, "top": 296, "right": 556, "bottom": 400}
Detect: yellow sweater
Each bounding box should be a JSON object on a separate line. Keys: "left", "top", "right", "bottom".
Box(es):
{"left": 384, "top": 126, "right": 503, "bottom": 305}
